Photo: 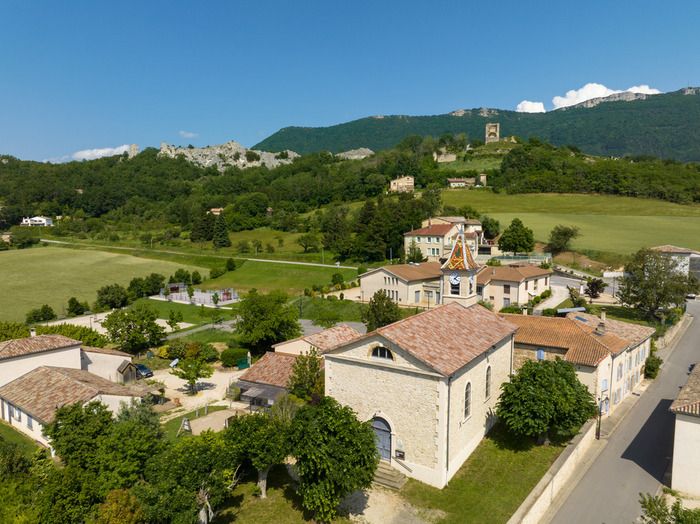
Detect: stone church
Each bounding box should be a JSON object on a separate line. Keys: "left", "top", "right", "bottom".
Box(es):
{"left": 325, "top": 235, "right": 517, "bottom": 487}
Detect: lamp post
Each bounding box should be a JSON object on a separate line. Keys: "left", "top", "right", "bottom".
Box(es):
{"left": 596, "top": 396, "right": 609, "bottom": 440}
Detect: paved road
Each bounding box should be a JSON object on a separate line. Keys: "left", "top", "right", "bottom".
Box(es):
{"left": 40, "top": 238, "right": 358, "bottom": 269}
{"left": 549, "top": 301, "right": 700, "bottom": 524}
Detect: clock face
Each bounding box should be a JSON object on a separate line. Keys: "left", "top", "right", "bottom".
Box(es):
{"left": 449, "top": 273, "right": 461, "bottom": 285}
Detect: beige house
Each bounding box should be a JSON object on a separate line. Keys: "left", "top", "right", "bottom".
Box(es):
{"left": 0, "top": 334, "right": 82, "bottom": 387}
{"left": 404, "top": 218, "right": 480, "bottom": 262}
{"left": 503, "top": 311, "right": 654, "bottom": 416}
{"left": 670, "top": 363, "right": 700, "bottom": 496}
{"left": 273, "top": 325, "right": 361, "bottom": 355}
{"left": 325, "top": 301, "right": 517, "bottom": 488}
{"left": 389, "top": 176, "right": 414, "bottom": 193}
{"left": 359, "top": 262, "right": 443, "bottom": 306}
{"left": 0, "top": 366, "right": 146, "bottom": 447}
{"left": 476, "top": 264, "right": 552, "bottom": 310}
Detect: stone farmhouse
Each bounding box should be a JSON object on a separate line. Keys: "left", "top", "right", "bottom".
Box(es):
{"left": 447, "top": 174, "right": 487, "bottom": 188}
{"left": 403, "top": 217, "right": 482, "bottom": 262}
{"left": 670, "top": 363, "right": 700, "bottom": 496}
{"left": 503, "top": 311, "right": 654, "bottom": 416}
{"left": 389, "top": 176, "right": 414, "bottom": 193}
{"left": 0, "top": 334, "right": 146, "bottom": 448}
{"left": 476, "top": 264, "right": 552, "bottom": 310}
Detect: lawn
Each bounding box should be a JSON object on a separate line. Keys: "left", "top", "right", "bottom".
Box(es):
{"left": 401, "top": 424, "right": 563, "bottom": 524}
{"left": 0, "top": 421, "right": 39, "bottom": 456}
{"left": 439, "top": 156, "right": 503, "bottom": 173}
{"left": 131, "top": 297, "right": 221, "bottom": 326}
{"left": 293, "top": 296, "right": 365, "bottom": 323}
{"left": 201, "top": 260, "right": 358, "bottom": 295}
{"left": 178, "top": 328, "right": 239, "bottom": 346}
{"left": 442, "top": 191, "right": 700, "bottom": 255}
{"left": 0, "top": 246, "right": 204, "bottom": 322}
{"left": 162, "top": 405, "right": 228, "bottom": 441}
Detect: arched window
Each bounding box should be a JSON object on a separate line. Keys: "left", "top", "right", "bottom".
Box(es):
{"left": 464, "top": 382, "right": 472, "bottom": 419}
{"left": 371, "top": 346, "right": 393, "bottom": 360}
{"left": 536, "top": 349, "right": 545, "bottom": 360}
{"left": 485, "top": 366, "right": 492, "bottom": 399}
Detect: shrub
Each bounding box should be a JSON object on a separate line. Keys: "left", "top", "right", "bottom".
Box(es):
{"left": 221, "top": 347, "right": 248, "bottom": 367}
{"left": 357, "top": 266, "right": 367, "bottom": 275}
{"left": 191, "top": 271, "right": 202, "bottom": 285}
{"left": 478, "top": 300, "right": 494, "bottom": 311}
{"left": 166, "top": 339, "right": 188, "bottom": 360}
{"left": 540, "top": 289, "right": 552, "bottom": 299}
{"left": 486, "top": 258, "right": 502, "bottom": 266}
{"left": 331, "top": 273, "right": 345, "bottom": 286}
{"left": 226, "top": 258, "right": 236, "bottom": 271}
{"left": 542, "top": 308, "right": 558, "bottom": 317}
{"left": 339, "top": 293, "right": 344, "bottom": 300}
{"left": 210, "top": 266, "right": 225, "bottom": 279}
{"left": 500, "top": 305, "right": 524, "bottom": 314}
{"left": 25, "top": 304, "right": 57, "bottom": 324}
{"left": 645, "top": 354, "right": 663, "bottom": 379}
{"left": 199, "top": 343, "right": 219, "bottom": 362}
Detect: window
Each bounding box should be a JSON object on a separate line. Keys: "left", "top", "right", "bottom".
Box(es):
{"left": 617, "top": 363, "right": 623, "bottom": 380}
{"left": 451, "top": 281, "right": 460, "bottom": 295}
{"left": 26, "top": 415, "right": 33, "bottom": 430}
{"left": 503, "top": 284, "right": 511, "bottom": 295}
{"left": 601, "top": 378, "right": 609, "bottom": 392}
{"left": 477, "top": 285, "right": 484, "bottom": 296}
{"left": 414, "top": 290, "right": 421, "bottom": 303}
{"left": 536, "top": 349, "right": 545, "bottom": 360}
{"left": 545, "top": 277, "right": 549, "bottom": 286}
{"left": 503, "top": 297, "right": 511, "bottom": 307}
{"left": 485, "top": 367, "right": 492, "bottom": 399}
{"left": 534, "top": 279, "right": 539, "bottom": 291}
{"left": 372, "top": 346, "right": 393, "bottom": 360}
{"left": 464, "top": 382, "right": 472, "bottom": 419}
{"left": 525, "top": 281, "right": 529, "bottom": 290}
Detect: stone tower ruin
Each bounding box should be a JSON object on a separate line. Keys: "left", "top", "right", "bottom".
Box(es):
{"left": 485, "top": 123, "right": 500, "bottom": 144}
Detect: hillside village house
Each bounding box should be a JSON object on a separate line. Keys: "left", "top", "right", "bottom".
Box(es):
{"left": 670, "top": 363, "right": 700, "bottom": 496}
{"left": 0, "top": 333, "right": 145, "bottom": 447}
{"left": 273, "top": 324, "right": 361, "bottom": 355}
{"left": 476, "top": 264, "right": 552, "bottom": 310}
{"left": 20, "top": 216, "right": 53, "bottom": 227}
{"left": 359, "top": 262, "right": 443, "bottom": 306}
{"left": 389, "top": 176, "right": 414, "bottom": 193}
{"left": 651, "top": 244, "right": 700, "bottom": 279}
{"left": 446, "top": 174, "right": 487, "bottom": 188}
{"left": 403, "top": 217, "right": 482, "bottom": 262}
{"left": 0, "top": 366, "right": 146, "bottom": 447}
{"left": 503, "top": 311, "right": 654, "bottom": 416}
{"left": 326, "top": 235, "right": 517, "bottom": 488}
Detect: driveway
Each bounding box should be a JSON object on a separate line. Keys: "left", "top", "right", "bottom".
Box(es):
{"left": 153, "top": 365, "right": 246, "bottom": 412}
{"left": 43, "top": 311, "right": 193, "bottom": 335}
{"left": 547, "top": 301, "right": 699, "bottom": 523}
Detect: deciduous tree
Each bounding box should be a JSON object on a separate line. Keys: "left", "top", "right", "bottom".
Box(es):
{"left": 498, "top": 218, "right": 534, "bottom": 255}
{"left": 237, "top": 289, "right": 301, "bottom": 353}
{"left": 170, "top": 356, "right": 214, "bottom": 394}
{"left": 287, "top": 348, "right": 323, "bottom": 402}
{"left": 547, "top": 224, "right": 580, "bottom": 254}
{"left": 362, "top": 290, "right": 401, "bottom": 331}
{"left": 584, "top": 277, "right": 607, "bottom": 301}
{"left": 102, "top": 303, "right": 165, "bottom": 353}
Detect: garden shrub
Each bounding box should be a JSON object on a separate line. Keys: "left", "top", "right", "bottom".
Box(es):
{"left": 221, "top": 347, "right": 248, "bottom": 367}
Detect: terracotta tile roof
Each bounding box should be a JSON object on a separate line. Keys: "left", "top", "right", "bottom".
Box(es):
{"left": 0, "top": 366, "right": 147, "bottom": 424}
{"left": 651, "top": 245, "right": 699, "bottom": 254}
{"left": 477, "top": 264, "right": 553, "bottom": 285}
{"left": 0, "top": 335, "right": 80, "bottom": 361}
{"left": 376, "top": 302, "right": 517, "bottom": 376}
{"left": 405, "top": 224, "right": 455, "bottom": 236}
{"left": 671, "top": 364, "right": 700, "bottom": 417}
{"left": 503, "top": 315, "right": 618, "bottom": 367}
{"left": 304, "top": 325, "right": 362, "bottom": 353}
{"left": 431, "top": 216, "right": 481, "bottom": 225}
{"left": 238, "top": 352, "right": 298, "bottom": 389}
{"left": 567, "top": 312, "right": 655, "bottom": 349}
{"left": 441, "top": 235, "right": 479, "bottom": 271}
{"left": 82, "top": 346, "right": 131, "bottom": 358}
{"left": 366, "top": 262, "right": 442, "bottom": 282}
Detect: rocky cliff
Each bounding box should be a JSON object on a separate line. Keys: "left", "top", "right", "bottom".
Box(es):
{"left": 158, "top": 140, "right": 298, "bottom": 171}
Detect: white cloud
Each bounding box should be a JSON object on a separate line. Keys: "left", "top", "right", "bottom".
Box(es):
{"left": 551, "top": 82, "right": 662, "bottom": 109}
{"left": 71, "top": 144, "right": 130, "bottom": 161}
{"left": 516, "top": 100, "right": 546, "bottom": 113}
{"left": 179, "top": 130, "right": 198, "bottom": 139}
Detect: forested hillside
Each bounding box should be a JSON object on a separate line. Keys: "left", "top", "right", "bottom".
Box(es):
{"left": 254, "top": 88, "right": 700, "bottom": 161}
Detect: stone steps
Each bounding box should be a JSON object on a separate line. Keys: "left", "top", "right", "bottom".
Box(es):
{"left": 373, "top": 461, "right": 407, "bottom": 490}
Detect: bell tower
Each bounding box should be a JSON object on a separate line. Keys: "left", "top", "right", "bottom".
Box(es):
{"left": 441, "top": 229, "right": 479, "bottom": 307}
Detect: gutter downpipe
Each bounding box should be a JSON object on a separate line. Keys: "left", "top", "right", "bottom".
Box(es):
{"left": 445, "top": 375, "right": 451, "bottom": 482}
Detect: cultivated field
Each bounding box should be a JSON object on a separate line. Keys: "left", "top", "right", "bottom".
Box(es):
{"left": 442, "top": 190, "right": 700, "bottom": 255}
{"left": 0, "top": 246, "right": 204, "bottom": 322}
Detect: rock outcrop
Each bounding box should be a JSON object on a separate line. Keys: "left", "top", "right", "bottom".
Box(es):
{"left": 564, "top": 91, "right": 657, "bottom": 110}
{"left": 336, "top": 148, "right": 374, "bottom": 160}
{"left": 158, "top": 140, "right": 298, "bottom": 171}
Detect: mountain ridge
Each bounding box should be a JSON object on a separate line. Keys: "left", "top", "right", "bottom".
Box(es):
{"left": 253, "top": 88, "right": 700, "bottom": 161}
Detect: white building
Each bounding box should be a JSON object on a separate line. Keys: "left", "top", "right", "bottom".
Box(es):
{"left": 0, "top": 334, "right": 82, "bottom": 388}
{"left": 20, "top": 216, "right": 53, "bottom": 227}
{"left": 651, "top": 245, "right": 700, "bottom": 279}
{"left": 326, "top": 236, "right": 517, "bottom": 488}
{"left": 359, "top": 262, "right": 443, "bottom": 306}
{"left": 476, "top": 264, "right": 552, "bottom": 310}
{"left": 671, "top": 363, "right": 700, "bottom": 496}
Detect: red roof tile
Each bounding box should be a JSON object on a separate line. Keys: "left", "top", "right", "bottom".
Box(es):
{"left": 376, "top": 302, "right": 517, "bottom": 376}
{"left": 405, "top": 224, "right": 455, "bottom": 236}
{"left": 671, "top": 363, "right": 700, "bottom": 417}
{"left": 238, "top": 352, "right": 298, "bottom": 388}
{"left": 477, "top": 265, "right": 552, "bottom": 285}
{"left": 0, "top": 335, "right": 80, "bottom": 361}
{"left": 304, "top": 325, "right": 362, "bottom": 352}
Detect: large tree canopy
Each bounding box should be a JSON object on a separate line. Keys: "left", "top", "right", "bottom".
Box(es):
{"left": 236, "top": 289, "right": 301, "bottom": 353}
{"left": 498, "top": 218, "right": 535, "bottom": 254}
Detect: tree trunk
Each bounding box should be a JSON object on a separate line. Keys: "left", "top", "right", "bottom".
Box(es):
{"left": 258, "top": 467, "right": 270, "bottom": 499}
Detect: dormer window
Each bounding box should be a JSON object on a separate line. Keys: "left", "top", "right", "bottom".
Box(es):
{"left": 371, "top": 346, "right": 393, "bottom": 360}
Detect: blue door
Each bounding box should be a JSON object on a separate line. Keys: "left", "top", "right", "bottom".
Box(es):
{"left": 372, "top": 417, "right": 391, "bottom": 461}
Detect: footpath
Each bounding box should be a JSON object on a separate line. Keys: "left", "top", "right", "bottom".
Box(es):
{"left": 537, "top": 313, "right": 694, "bottom": 523}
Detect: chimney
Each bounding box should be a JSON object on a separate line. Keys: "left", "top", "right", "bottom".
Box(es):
{"left": 595, "top": 309, "right": 606, "bottom": 336}
{"left": 29, "top": 328, "right": 36, "bottom": 337}
{"left": 521, "top": 306, "right": 528, "bottom": 316}
{"left": 600, "top": 309, "right": 607, "bottom": 323}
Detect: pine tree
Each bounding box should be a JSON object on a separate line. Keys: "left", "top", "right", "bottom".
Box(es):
{"left": 190, "top": 211, "right": 215, "bottom": 243}
{"left": 212, "top": 214, "right": 231, "bottom": 248}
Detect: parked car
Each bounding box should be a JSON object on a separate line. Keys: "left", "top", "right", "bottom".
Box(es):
{"left": 135, "top": 363, "right": 154, "bottom": 378}
{"left": 686, "top": 293, "right": 697, "bottom": 300}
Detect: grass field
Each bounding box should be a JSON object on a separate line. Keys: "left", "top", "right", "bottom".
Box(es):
{"left": 401, "top": 424, "right": 563, "bottom": 523}
{"left": 202, "top": 260, "right": 358, "bottom": 295}
{"left": 439, "top": 156, "right": 502, "bottom": 173}
{"left": 0, "top": 246, "right": 204, "bottom": 322}
{"left": 0, "top": 421, "right": 38, "bottom": 456}
{"left": 162, "top": 405, "right": 228, "bottom": 441}
{"left": 442, "top": 190, "right": 700, "bottom": 255}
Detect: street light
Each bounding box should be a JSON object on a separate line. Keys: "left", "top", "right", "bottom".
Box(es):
{"left": 595, "top": 396, "right": 609, "bottom": 439}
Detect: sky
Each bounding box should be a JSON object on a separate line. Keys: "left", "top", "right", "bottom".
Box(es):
{"left": 1, "top": 0, "right": 699, "bottom": 161}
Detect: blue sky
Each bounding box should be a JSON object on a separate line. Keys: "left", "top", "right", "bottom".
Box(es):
{"left": 1, "top": 0, "right": 698, "bottom": 160}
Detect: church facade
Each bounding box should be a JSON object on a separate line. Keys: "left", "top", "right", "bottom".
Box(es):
{"left": 324, "top": 236, "right": 517, "bottom": 487}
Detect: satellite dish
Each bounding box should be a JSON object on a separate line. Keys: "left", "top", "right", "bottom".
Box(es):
{"left": 170, "top": 358, "right": 179, "bottom": 368}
